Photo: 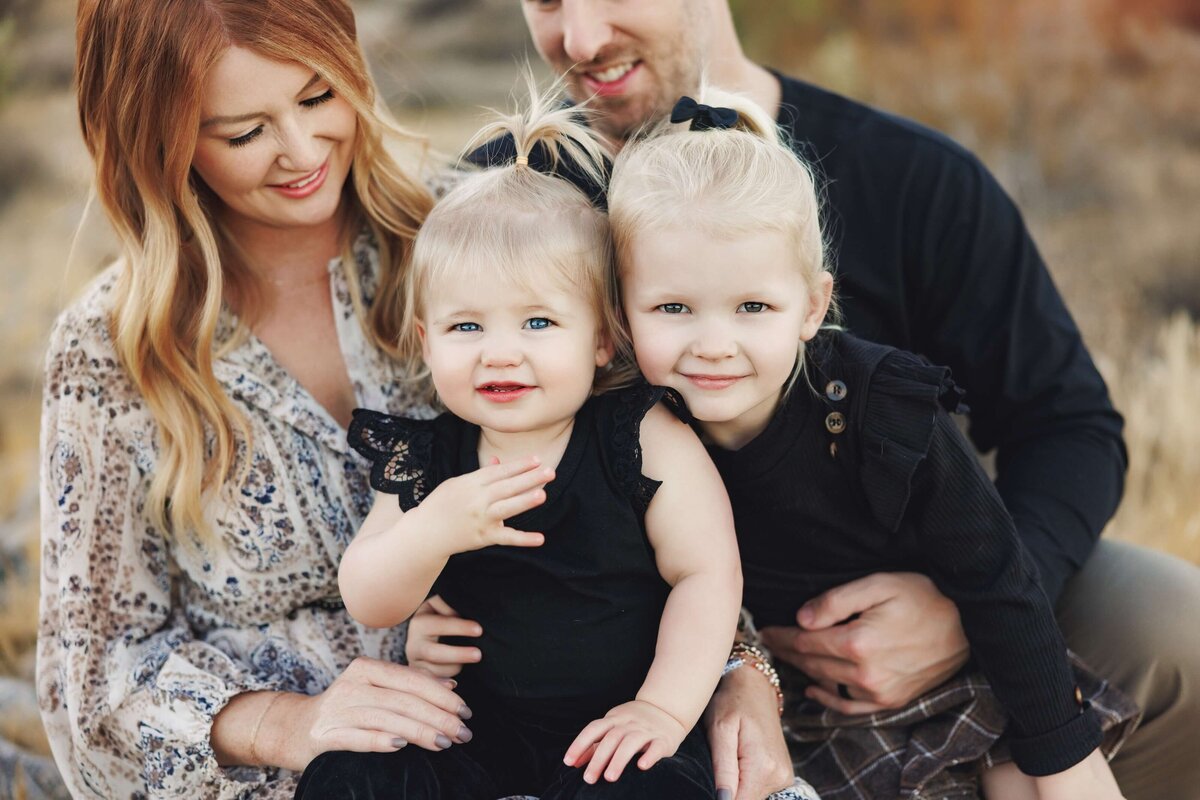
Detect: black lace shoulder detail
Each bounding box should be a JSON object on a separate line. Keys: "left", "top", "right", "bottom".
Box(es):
{"left": 860, "top": 349, "right": 968, "bottom": 532}
{"left": 600, "top": 383, "right": 667, "bottom": 515}
{"left": 347, "top": 408, "right": 436, "bottom": 511}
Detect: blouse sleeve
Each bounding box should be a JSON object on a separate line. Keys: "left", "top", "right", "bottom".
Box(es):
{"left": 346, "top": 409, "right": 436, "bottom": 511}
{"left": 37, "top": 310, "right": 284, "bottom": 799}
{"left": 859, "top": 349, "right": 1102, "bottom": 776}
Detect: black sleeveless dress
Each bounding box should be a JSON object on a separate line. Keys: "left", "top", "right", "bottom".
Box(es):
{"left": 295, "top": 384, "right": 715, "bottom": 800}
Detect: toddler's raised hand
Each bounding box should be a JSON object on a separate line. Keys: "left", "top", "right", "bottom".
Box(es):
{"left": 417, "top": 456, "right": 551, "bottom": 556}
{"left": 564, "top": 700, "right": 688, "bottom": 785}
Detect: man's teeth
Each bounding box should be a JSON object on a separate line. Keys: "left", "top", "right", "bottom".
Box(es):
{"left": 284, "top": 169, "right": 321, "bottom": 189}
{"left": 590, "top": 62, "right": 634, "bottom": 83}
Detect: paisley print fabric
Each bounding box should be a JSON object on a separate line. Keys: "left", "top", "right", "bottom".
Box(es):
{"left": 37, "top": 235, "right": 426, "bottom": 799}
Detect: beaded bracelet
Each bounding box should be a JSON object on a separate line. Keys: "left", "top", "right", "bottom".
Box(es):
{"left": 723, "top": 642, "right": 784, "bottom": 716}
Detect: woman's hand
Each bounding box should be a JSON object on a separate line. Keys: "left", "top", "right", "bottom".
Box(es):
{"left": 564, "top": 699, "right": 688, "bottom": 785}
{"left": 266, "top": 657, "right": 473, "bottom": 772}
{"left": 760, "top": 572, "right": 968, "bottom": 713}
{"left": 704, "top": 665, "right": 794, "bottom": 800}
{"left": 406, "top": 595, "right": 483, "bottom": 678}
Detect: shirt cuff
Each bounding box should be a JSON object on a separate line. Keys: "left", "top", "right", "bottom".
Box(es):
{"left": 1008, "top": 704, "right": 1103, "bottom": 776}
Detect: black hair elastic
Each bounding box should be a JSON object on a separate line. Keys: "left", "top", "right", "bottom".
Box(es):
{"left": 670, "top": 96, "right": 739, "bottom": 131}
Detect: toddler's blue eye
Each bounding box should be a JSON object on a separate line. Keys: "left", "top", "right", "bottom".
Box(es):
{"left": 739, "top": 302, "right": 767, "bottom": 313}
{"left": 524, "top": 317, "right": 553, "bottom": 330}
{"left": 451, "top": 322, "right": 481, "bottom": 332}
{"left": 657, "top": 303, "right": 689, "bottom": 314}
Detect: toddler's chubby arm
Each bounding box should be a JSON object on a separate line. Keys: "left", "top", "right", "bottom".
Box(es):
{"left": 339, "top": 457, "right": 553, "bottom": 628}
{"left": 566, "top": 404, "right": 743, "bottom": 784}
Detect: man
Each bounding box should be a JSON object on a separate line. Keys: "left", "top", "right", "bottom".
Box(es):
{"left": 453, "top": 2, "right": 1200, "bottom": 798}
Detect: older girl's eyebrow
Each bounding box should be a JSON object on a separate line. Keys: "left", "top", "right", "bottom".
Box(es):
{"left": 200, "top": 72, "right": 323, "bottom": 128}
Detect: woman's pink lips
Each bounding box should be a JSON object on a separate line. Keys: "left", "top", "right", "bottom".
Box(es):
{"left": 685, "top": 374, "right": 744, "bottom": 390}
{"left": 477, "top": 384, "right": 534, "bottom": 403}
{"left": 269, "top": 160, "right": 329, "bottom": 199}
{"left": 580, "top": 62, "right": 642, "bottom": 97}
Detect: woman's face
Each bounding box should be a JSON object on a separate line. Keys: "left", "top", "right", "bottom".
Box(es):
{"left": 192, "top": 46, "right": 357, "bottom": 235}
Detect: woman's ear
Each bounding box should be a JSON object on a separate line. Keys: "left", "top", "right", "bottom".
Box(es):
{"left": 799, "top": 271, "right": 834, "bottom": 342}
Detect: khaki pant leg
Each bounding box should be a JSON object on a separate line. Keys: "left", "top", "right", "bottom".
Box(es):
{"left": 1055, "top": 538, "right": 1200, "bottom": 800}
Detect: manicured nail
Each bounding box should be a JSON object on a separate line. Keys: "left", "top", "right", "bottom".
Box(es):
{"left": 457, "top": 703, "right": 473, "bottom": 720}
{"left": 391, "top": 738, "right": 408, "bottom": 749}
{"left": 435, "top": 734, "right": 453, "bottom": 750}
{"left": 456, "top": 724, "right": 473, "bottom": 743}
{"left": 717, "top": 788, "right": 733, "bottom": 800}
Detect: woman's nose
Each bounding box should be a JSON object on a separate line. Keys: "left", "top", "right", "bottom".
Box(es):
{"left": 274, "top": 117, "right": 323, "bottom": 174}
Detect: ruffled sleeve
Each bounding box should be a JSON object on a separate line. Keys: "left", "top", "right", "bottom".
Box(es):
{"left": 598, "top": 384, "right": 670, "bottom": 515}
{"left": 346, "top": 409, "right": 436, "bottom": 512}
{"left": 858, "top": 349, "right": 967, "bottom": 532}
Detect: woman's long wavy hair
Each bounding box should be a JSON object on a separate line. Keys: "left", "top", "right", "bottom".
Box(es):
{"left": 75, "top": 0, "right": 433, "bottom": 544}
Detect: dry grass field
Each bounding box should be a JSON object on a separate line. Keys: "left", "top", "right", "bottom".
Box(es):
{"left": 0, "top": 0, "right": 1197, "bottom": 790}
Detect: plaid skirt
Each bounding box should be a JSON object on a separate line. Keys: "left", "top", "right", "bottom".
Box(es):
{"left": 781, "top": 654, "right": 1141, "bottom": 800}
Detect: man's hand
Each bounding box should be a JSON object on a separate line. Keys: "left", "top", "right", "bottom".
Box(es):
{"left": 405, "top": 596, "right": 482, "bottom": 679}
{"left": 760, "top": 572, "right": 969, "bottom": 714}
{"left": 704, "top": 665, "right": 794, "bottom": 800}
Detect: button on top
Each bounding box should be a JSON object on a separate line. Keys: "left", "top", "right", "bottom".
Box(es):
{"left": 825, "top": 379, "right": 848, "bottom": 402}
{"left": 825, "top": 411, "right": 846, "bottom": 434}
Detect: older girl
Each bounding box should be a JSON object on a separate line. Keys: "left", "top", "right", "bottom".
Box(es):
{"left": 606, "top": 90, "right": 1139, "bottom": 800}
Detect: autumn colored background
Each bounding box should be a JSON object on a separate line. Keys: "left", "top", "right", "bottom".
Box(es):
{"left": 1, "top": 0, "right": 1197, "bottom": 795}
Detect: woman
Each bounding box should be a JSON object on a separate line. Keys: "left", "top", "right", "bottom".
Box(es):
{"left": 38, "top": 2, "right": 470, "bottom": 796}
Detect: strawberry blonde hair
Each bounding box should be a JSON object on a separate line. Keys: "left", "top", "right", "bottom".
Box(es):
{"left": 75, "top": 0, "right": 433, "bottom": 543}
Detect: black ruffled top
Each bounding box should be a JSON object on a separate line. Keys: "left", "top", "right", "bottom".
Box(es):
{"left": 347, "top": 384, "right": 671, "bottom": 729}
{"left": 706, "top": 331, "right": 1101, "bottom": 776}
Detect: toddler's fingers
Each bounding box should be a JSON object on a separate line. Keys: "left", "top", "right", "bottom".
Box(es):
{"left": 564, "top": 718, "right": 612, "bottom": 767}
{"left": 489, "top": 487, "right": 548, "bottom": 520}
{"left": 488, "top": 526, "right": 545, "bottom": 549}
{"left": 488, "top": 467, "right": 555, "bottom": 504}
{"left": 423, "top": 595, "right": 462, "bottom": 618}
{"left": 637, "top": 739, "right": 668, "bottom": 771}
{"left": 584, "top": 731, "right": 623, "bottom": 784}
{"left": 419, "top": 614, "right": 483, "bottom": 640}
{"left": 604, "top": 733, "right": 649, "bottom": 782}
{"left": 411, "top": 640, "right": 482, "bottom": 666}
{"left": 479, "top": 455, "right": 543, "bottom": 483}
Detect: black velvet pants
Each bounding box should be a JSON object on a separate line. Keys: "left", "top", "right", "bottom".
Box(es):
{"left": 294, "top": 704, "right": 715, "bottom": 800}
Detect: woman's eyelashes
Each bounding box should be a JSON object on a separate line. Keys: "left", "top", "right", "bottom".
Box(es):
{"left": 225, "top": 89, "right": 335, "bottom": 148}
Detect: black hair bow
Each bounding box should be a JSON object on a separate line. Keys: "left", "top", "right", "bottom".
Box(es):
{"left": 670, "top": 96, "right": 738, "bottom": 131}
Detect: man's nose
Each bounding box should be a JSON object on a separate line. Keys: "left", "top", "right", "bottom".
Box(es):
{"left": 561, "top": 0, "right": 614, "bottom": 64}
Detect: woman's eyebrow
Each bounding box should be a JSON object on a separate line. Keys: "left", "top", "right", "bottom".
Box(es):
{"left": 200, "top": 73, "right": 323, "bottom": 128}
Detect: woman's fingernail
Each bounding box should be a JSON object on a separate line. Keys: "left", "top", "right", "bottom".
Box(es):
{"left": 458, "top": 703, "right": 473, "bottom": 720}
{"left": 435, "top": 734, "right": 453, "bottom": 750}
{"left": 717, "top": 789, "right": 733, "bottom": 800}
{"left": 391, "top": 738, "right": 408, "bottom": 749}
{"left": 457, "top": 724, "right": 473, "bottom": 743}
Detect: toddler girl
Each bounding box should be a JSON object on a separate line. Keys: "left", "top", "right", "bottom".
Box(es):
{"left": 606, "top": 90, "right": 1139, "bottom": 800}
{"left": 294, "top": 87, "right": 742, "bottom": 800}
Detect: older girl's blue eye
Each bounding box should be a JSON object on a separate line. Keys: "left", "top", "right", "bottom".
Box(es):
{"left": 738, "top": 302, "right": 767, "bottom": 313}
{"left": 451, "top": 322, "right": 481, "bottom": 332}
{"left": 524, "top": 317, "right": 553, "bottom": 330}
{"left": 657, "top": 303, "right": 689, "bottom": 314}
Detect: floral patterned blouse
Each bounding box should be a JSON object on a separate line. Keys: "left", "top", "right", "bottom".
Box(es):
{"left": 37, "top": 236, "right": 427, "bottom": 798}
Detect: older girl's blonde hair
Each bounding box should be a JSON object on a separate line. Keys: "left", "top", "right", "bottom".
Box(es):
{"left": 399, "top": 76, "right": 625, "bottom": 402}
{"left": 75, "top": 0, "right": 433, "bottom": 544}
{"left": 608, "top": 86, "right": 837, "bottom": 391}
